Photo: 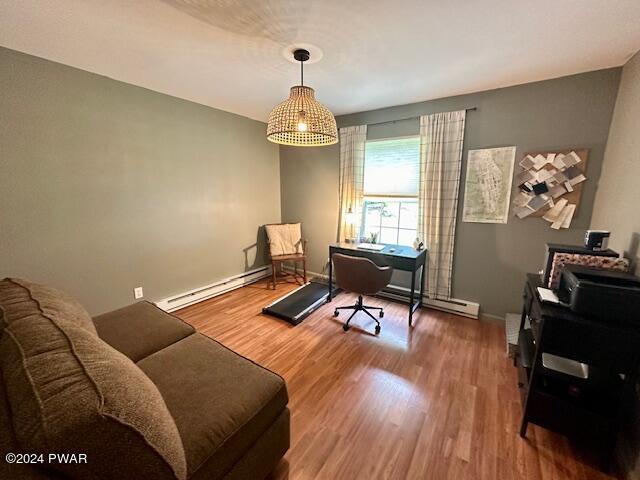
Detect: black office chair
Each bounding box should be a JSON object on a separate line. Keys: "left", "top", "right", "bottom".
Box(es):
{"left": 331, "top": 253, "right": 393, "bottom": 334}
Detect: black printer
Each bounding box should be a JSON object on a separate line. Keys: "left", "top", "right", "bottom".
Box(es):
{"left": 558, "top": 265, "right": 640, "bottom": 323}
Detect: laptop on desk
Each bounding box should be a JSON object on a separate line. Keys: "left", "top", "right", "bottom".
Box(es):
{"left": 356, "top": 243, "right": 385, "bottom": 251}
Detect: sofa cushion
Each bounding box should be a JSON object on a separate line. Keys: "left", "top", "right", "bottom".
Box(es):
{"left": 93, "top": 301, "right": 195, "bottom": 362}
{"left": 0, "top": 312, "right": 187, "bottom": 480}
{"left": 0, "top": 277, "right": 96, "bottom": 335}
{"left": 203, "top": 409, "right": 290, "bottom": 480}
{"left": 137, "top": 333, "right": 289, "bottom": 480}
{"left": 0, "top": 365, "right": 57, "bottom": 480}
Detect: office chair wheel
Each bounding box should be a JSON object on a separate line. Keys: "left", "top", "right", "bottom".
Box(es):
{"left": 375, "top": 325, "right": 381, "bottom": 335}
{"left": 379, "top": 311, "right": 384, "bottom": 318}
{"left": 334, "top": 310, "right": 339, "bottom": 317}
{"left": 342, "top": 324, "right": 349, "bottom": 331}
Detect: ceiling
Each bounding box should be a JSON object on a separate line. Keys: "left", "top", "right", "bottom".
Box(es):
{"left": 1, "top": 0, "right": 639, "bottom": 122}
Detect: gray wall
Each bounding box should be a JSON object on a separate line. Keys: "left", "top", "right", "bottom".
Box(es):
{"left": 591, "top": 51, "right": 640, "bottom": 274}
{"left": 280, "top": 69, "right": 621, "bottom": 318}
{"left": 0, "top": 47, "right": 281, "bottom": 315}
{"left": 590, "top": 51, "right": 640, "bottom": 480}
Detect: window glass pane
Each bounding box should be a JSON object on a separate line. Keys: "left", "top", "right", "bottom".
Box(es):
{"left": 398, "top": 229, "right": 417, "bottom": 247}
{"left": 364, "top": 227, "right": 380, "bottom": 242}
{"left": 379, "top": 227, "right": 398, "bottom": 245}
{"left": 364, "top": 202, "right": 382, "bottom": 228}
{"left": 362, "top": 201, "right": 383, "bottom": 241}
{"left": 399, "top": 200, "right": 418, "bottom": 229}
{"left": 364, "top": 137, "right": 420, "bottom": 196}
{"left": 380, "top": 202, "right": 399, "bottom": 228}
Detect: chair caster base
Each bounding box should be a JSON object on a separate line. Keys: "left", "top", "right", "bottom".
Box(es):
{"left": 334, "top": 310, "right": 339, "bottom": 317}
{"left": 379, "top": 311, "right": 384, "bottom": 318}
{"left": 375, "top": 325, "right": 381, "bottom": 335}
{"left": 342, "top": 324, "right": 350, "bottom": 332}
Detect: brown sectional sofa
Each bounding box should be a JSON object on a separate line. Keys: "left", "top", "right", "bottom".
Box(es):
{"left": 0, "top": 278, "right": 290, "bottom": 480}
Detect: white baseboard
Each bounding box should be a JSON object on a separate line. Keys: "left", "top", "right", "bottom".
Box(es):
{"left": 300, "top": 268, "right": 480, "bottom": 319}
{"left": 480, "top": 312, "right": 506, "bottom": 323}
{"left": 155, "top": 265, "right": 272, "bottom": 312}
{"left": 156, "top": 264, "right": 482, "bottom": 319}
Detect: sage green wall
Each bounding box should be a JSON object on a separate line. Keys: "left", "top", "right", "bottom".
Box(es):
{"left": 0, "top": 47, "right": 281, "bottom": 315}
{"left": 280, "top": 69, "right": 621, "bottom": 318}
{"left": 590, "top": 51, "right": 640, "bottom": 480}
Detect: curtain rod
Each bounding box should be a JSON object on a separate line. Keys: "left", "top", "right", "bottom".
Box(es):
{"left": 365, "top": 107, "right": 477, "bottom": 128}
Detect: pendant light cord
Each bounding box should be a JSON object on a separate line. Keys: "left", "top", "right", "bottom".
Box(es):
{"left": 300, "top": 59, "right": 305, "bottom": 112}
{"left": 300, "top": 59, "right": 304, "bottom": 86}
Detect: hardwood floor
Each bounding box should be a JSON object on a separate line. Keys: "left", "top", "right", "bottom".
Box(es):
{"left": 176, "top": 278, "right": 617, "bottom": 480}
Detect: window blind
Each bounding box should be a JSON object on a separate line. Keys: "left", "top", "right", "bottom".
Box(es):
{"left": 363, "top": 137, "right": 420, "bottom": 197}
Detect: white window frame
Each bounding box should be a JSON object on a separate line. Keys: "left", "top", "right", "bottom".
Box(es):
{"left": 361, "top": 135, "right": 420, "bottom": 246}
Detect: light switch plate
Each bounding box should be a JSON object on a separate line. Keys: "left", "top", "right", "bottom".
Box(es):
{"left": 134, "top": 287, "right": 144, "bottom": 299}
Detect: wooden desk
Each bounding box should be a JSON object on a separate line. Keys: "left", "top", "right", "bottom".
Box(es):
{"left": 327, "top": 243, "right": 427, "bottom": 327}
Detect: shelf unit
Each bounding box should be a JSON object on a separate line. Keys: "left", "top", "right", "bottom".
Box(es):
{"left": 515, "top": 274, "right": 640, "bottom": 468}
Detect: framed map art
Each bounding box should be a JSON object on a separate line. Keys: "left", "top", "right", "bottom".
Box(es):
{"left": 462, "top": 146, "right": 516, "bottom": 224}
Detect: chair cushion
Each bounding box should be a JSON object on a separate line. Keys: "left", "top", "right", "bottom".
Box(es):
{"left": 137, "top": 333, "right": 289, "bottom": 480}
{"left": 93, "top": 301, "right": 195, "bottom": 362}
{"left": 265, "top": 223, "right": 303, "bottom": 256}
{"left": 0, "top": 312, "right": 187, "bottom": 480}
{"left": 0, "top": 277, "right": 96, "bottom": 336}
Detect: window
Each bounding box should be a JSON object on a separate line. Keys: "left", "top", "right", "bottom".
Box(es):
{"left": 361, "top": 137, "right": 420, "bottom": 246}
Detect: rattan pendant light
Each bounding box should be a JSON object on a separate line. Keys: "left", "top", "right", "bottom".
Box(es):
{"left": 267, "top": 49, "right": 338, "bottom": 147}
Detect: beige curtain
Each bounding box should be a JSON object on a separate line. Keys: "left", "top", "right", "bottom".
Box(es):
{"left": 337, "top": 125, "right": 367, "bottom": 242}
{"left": 418, "top": 110, "right": 466, "bottom": 299}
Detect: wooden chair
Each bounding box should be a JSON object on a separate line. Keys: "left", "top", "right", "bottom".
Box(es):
{"left": 265, "top": 223, "right": 307, "bottom": 289}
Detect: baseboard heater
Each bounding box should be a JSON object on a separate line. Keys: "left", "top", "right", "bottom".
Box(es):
{"left": 155, "top": 266, "right": 271, "bottom": 312}
{"left": 299, "top": 268, "right": 480, "bottom": 319}
{"left": 379, "top": 285, "right": 479, "bottom": 319}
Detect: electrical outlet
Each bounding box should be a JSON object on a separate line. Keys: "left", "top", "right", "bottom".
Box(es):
{"left": 133, "top": 287, "right": 144, "bottom": 299}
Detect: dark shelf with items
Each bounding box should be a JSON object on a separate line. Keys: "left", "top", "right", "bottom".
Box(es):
{"left": 516, "top": 274, "right": 640, "bottom": 470}
{"left": 516, "top": 331, "right": 624, "bottom": 420}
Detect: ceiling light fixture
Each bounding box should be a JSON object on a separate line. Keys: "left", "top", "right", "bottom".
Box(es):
{"left": 267, "top": 49, "right": 338, "bottom": 147}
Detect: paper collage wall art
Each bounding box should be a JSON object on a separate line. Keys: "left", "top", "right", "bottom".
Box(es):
{"left": 512, "top": 149, "right": 588, "bottom": 230}
{"left": 463, "top": 146, "right": 516, "bottom": 224}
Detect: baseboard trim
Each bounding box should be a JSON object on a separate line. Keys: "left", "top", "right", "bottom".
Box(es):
{"left": 296, "top": 268, "right": 480, "bottom": 319}
{"left": 160, "top": 265, "right": 488, "bottom": 320}
{"left": 156, "top": 265, "right": 272, "bottom": 312}
{"left": 480, "top": 313, "right": 506, "bottom": 323}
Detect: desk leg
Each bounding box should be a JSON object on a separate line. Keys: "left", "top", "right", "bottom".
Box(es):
{"left": 327, "top": 254, "right": 333, "bottom": 302}
{"left": 419, "top": 264, "right": 425, "bottom": 308}
{"left": 409, "top": 268, "right": 416, "bottom": 327}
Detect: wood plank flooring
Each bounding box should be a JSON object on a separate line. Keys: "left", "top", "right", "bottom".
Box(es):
{"left": 176, "top": 278, "right": 618, "bottom": 480}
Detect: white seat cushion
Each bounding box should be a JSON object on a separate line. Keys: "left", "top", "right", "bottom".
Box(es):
{"left": 265, "top": 223, "right": 303, "bottom": 256}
